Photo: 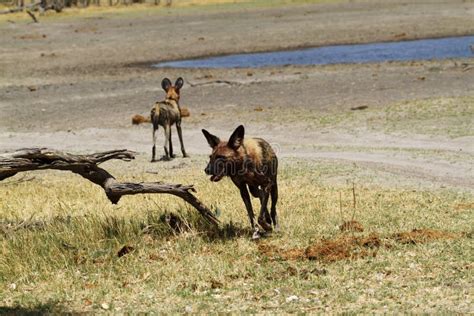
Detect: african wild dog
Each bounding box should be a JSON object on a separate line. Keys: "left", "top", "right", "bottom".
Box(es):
{"left": 147, "top": 77, "right": 189, "bottom": 162}
{"left": 202, "top": 125, "right": 278, "bottom": 239}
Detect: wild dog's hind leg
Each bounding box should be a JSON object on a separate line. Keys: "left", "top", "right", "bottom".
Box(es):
{"left": 162, "top": 124, "right": 171, "bottom": 161}
{"left": 239, "top": 184, "right": 260, "bottom": 239}
{"left": 168, "top": 129, "right": 175, "bottom": 158}
{"left": 249, "top": 185, "right": 271, "bottom": 231}
{"left": 151, "top": 124, "right": 159, "bottom": 162}
{"left": 176, "top": 121, "right": 189, "bottom": 158}
{"left": 258, "top": 185, "right": 273, "bottom": 232}
{"left": 270, "top": 181, "right": 279, "bottom": 231}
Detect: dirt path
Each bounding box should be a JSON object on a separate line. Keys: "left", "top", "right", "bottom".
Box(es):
{"left": 1, "top": 0, "right": 473, "bottom": 191}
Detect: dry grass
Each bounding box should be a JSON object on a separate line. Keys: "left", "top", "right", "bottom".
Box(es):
{"left": 1, "top": 156, "right": 473, "bottom": 313}
{"left": 0, "top": 0, "right": 339, "bottom": 23}
{"left": 264, "top": 96, "right": 474, "bottom": 138}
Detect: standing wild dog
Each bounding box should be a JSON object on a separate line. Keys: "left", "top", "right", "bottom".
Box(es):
{"left": 202, "top": 125, "right": 278, "bottom": 239}
{"left": 150, "top": 77, "right": 189, "bottom": 162}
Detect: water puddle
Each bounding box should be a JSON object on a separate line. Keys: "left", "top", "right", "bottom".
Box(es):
{"left": 154, "top": 36, "right": 474, "bottom": 68}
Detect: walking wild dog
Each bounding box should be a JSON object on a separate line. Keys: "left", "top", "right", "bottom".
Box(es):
{"left": 147, "top": 77, "right": 189, "bottom": 161}
{"left": 202, "top": 125, "right": 278, "bottom": 239}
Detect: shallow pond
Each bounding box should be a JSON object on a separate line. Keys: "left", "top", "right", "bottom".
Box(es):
{"left": 153, "top": 35, "right": 474, "bottom": 68}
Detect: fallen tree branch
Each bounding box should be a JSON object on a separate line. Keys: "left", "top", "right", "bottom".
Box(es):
{"left": 0, "top": 148, "right": 219, "bottom": 226}
{"left": 26, "top": 10, "right": 38, "bottom": 22}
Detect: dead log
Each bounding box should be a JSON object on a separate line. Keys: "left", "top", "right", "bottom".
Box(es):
{"left": 0, "top": 148, "right": 219, "bottom": 226}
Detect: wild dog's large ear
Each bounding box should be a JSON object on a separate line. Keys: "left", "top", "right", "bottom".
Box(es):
{"left": 161, "top": 78, "right": 172, "bottom": 92}
{"left": 228, "top": 125, "right": 245, "bottom": 150}
{"left": 175, "top": 77, "right": 184, "bottom": 90}
{"left": 202, "top": 129, "right": 220, "bottom": 149}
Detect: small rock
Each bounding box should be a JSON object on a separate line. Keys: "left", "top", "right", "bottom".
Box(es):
{"left": 375, "top": 273, "right": 384, "bottom": 281}
{"left": 101, "top": 303, "right": 110, "bottom": 310}
{"left": 286, "top": 295, "right": 299, "bottom": 303}
{"left": 185, "top": 305, "right": 193, "bottom": 313}
{"left": 8, "top": 283, "right": 17, "bottom": 290}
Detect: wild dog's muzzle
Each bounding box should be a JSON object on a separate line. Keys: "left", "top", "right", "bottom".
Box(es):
{"left": 205, "top": 164, "right": 224, "bottom": 182}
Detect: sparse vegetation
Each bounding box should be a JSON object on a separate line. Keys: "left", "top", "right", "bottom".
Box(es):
{"left": 266, "top": 96, "right": 474, "bottom": 138}
{"left": 1, "top": 157, "right": 472, "bottom": 313}
{"left": 1, "top": 0, "right": 473, "bottom": 313}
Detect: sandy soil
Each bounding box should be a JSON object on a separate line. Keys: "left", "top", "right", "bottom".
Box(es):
{"left": 1, "top": 0, "right": 473, "bottom": 190}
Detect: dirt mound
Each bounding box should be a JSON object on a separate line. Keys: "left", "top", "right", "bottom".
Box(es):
{"left": 305, "top": 233, "right": 380, "bottom": 262}
{"left": 258, "top": 228, "right": 461, "bottom": 263}
{"left": 258, "top": 233, "right": 380, "bottom": 263}
{"left": 391, "top": 228, "right": 459, "bottom": 245}
{"left": 454, "top": 202, "right": 474, "bottom": 211}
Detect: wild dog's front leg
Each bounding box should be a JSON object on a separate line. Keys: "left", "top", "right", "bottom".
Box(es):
{"left": 176, "top": 121, "right": 189, "bottom": 158}
{"left": 239, "top": 185, "right": 260, "bottom": 239}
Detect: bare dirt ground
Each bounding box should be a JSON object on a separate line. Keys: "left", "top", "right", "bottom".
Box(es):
{"left": 1, "top": 0, "right": 473, "bottom": 191}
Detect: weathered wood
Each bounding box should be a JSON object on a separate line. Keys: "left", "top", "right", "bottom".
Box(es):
{"left": 26, "top": 9, "right": 38, "bottom": 22}
{"left": 0, "top": 148, "right": 219, "bottom": 225}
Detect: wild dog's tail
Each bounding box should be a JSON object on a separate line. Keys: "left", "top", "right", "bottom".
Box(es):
{"left": 132, "top": 114, "right": 151, "bottom": 125}
{"left": 132, "top": 107, "right": 190, "bottom": 125}
{"left": 180, "top": 107, "right": 190, "bottom": 118}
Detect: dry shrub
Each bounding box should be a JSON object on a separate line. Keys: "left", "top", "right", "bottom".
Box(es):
{"left": 339, "top": 220, "right": 364, "bottom": 232}
{"left": 160, "top": 212, "right": 192, "bottom": 235}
